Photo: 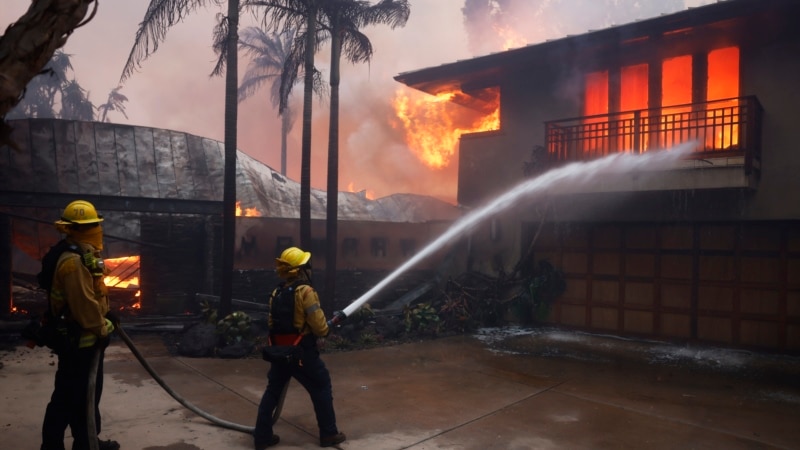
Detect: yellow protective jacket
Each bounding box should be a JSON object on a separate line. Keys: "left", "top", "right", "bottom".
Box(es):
{"left": 49, "top": 240, "right": 111, "bottom": 348}
{"left": 268, "top": 278, "right": 330, "bottom": 338}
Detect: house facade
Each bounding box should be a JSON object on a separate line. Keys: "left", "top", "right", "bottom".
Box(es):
{"left": 395, "top": 0, "right": 800, "bottom": 351}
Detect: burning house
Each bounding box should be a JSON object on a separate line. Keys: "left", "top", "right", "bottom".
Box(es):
{"left": 0, "top": 119, "right": 462, "bottom": 314}
{"left": 394, "top": 0, "right": 800, "bottom": 351}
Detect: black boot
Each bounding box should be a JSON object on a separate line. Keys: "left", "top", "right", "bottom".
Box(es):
{"left": 98, "top": 440, "right": 120, "bottom": 450}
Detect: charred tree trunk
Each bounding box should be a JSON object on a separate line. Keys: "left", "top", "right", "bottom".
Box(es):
{"left": 324, "top": 25, "right": 342, "bottom": 311}
{"left": 0, "top": 0, "right": 97, "bottom": 141}
{"left": 299, "top": 1, "right": 318, "bottom": 250}
{"left": 220, "top": 0, "right": 240, "bottom": 318}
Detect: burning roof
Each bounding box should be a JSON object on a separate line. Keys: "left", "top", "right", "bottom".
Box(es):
{"left": 0, "top": 118, "right": 463, "bottom": 264}
{"left": 0, "top": 118, "right": 461, "bottom": 222}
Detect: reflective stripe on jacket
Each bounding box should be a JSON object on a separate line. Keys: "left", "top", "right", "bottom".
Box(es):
{"left": 268, "top": 278, "right": 330, "bottom": 338}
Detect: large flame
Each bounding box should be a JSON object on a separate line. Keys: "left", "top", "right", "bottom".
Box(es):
{"left": 103, "top": 255, "right": 140, "bottom": 289}
{"left": 579, "top": 46, "right": 740, "bottom": 154}
{"left": 236, "top": 201, "right": 262, "bottom": 217}
{"left": 392, "top": 88, "right": 500, "bottom": 169}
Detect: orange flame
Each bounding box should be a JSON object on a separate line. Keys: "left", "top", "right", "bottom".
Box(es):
{"left": 104, "top": 275, "right": 139, "bottom": 288}
{"left": 347, "top": 181, "right": 375, "bottom": 200}
{"left": 392, "top": 88, "right": 500, "bottom": 169}
{"left": 103, "top": 256, "right": 140, "bottom": 289}
{"left": 236, "top": 201, "right": 262, "bottom": 217}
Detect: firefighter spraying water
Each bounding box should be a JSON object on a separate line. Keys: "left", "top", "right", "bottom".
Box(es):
{"left": 23, "top": 146, "right": 693, "bottom": 446}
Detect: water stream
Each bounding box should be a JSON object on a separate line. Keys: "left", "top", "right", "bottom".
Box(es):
{"left": 342, "top": 143, "right": 693, "bottom": 316}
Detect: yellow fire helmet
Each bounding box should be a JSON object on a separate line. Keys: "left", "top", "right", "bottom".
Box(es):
{"left": 277, "top": 246, "right": 311, "bottom": 268}
{"left": 55, "top": 199, "right": 104, "bottom": 225}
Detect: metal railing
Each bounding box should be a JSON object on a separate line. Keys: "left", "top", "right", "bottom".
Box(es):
{"left": 545, "top": 96, "right": 762, "bottom": 174}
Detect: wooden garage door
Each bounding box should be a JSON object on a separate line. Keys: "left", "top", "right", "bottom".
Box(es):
{"left": 524, "top": 221, "right": 800, "bottom": 352}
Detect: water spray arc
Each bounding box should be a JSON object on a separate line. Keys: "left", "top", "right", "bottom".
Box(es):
{"left": 331, "top": 144, "right": 692, "bottom": 324}
{"left": 85, "top": 145, "right": 692, "bottom": 438}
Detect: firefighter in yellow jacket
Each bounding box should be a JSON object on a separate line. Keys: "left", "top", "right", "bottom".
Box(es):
{"left": 254, "top": 247, "right": 346, "bottom": 449}
{"left": 41, "top": 200, "right": 120, "bottom": 450}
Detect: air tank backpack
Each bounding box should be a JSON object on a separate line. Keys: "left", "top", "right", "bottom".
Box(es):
{"left": 21, "top": 240, "right": 84, "bottom": 353}
{"left": 261, "top": 282, "right": 307, "bottom": 364}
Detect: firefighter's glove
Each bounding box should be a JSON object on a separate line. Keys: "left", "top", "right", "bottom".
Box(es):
{"left": 105, "top": 312, "right": 121, "bottom": 327}
{"left": 104, "top": 318, "right": 115, "bottom": 335}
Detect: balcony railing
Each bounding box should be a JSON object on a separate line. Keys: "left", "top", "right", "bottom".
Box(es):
{"left": 545, "top": 96, "right": 762, "bottom": 175}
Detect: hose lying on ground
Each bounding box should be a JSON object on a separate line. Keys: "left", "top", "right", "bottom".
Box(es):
{"left": 115, "top": 324, "right": 288, "bottom": 434}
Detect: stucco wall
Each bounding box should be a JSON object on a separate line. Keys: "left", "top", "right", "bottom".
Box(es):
{"left": 741, "top": 33, "right": 800, "bottom": 219}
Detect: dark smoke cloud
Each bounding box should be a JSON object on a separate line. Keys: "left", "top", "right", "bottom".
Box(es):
{"left": 2, "top": 1, "right": 710, "bottom": 205}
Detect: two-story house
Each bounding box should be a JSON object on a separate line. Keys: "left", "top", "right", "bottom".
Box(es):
{"left": 395, "top": 0, "right": 800, "bottom": 351}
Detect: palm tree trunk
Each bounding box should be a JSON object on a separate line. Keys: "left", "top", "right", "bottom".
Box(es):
{"left": 220, "top": 0, "right": 240, "bottom": 317}
{"left": 324, "top": 26, "right": 342, "bottom": 309}
{"left": 299, "top": 2, "right": 318, "bottom": 249}
{"left": 0, "top": 0, "right": 96, "bottom": 139}
{"left": 280, "top": 107, "right": 289, "bottom": 175}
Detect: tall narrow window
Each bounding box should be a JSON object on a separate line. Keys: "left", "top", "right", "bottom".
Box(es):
{"left": 583, "top": 71, "right": 609, "bottom": 156}
{"left": 706, "top": 46, "right": 740, "bottom": 150}
{"left": 661, "top": 55, "right": 693, "bottom": 148}
{"left": 620, "top": 63, "right": 649, "bottom": 152}
{"left": 662, "top": 55, "right": 692, "bottom": 107}
{"left": 584, "top": 71, "right": 609, "bottom": 116}
{"left": 371, "top": 237, "right": 387, "bottom": 258}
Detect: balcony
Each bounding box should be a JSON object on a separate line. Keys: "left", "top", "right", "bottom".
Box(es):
{"left": 544, "top": 96, "right": 763, "bottom": 191}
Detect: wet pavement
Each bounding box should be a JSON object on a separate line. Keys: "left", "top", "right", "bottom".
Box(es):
{"left": 1, "top": 327, "right": 799, "bottom": 450}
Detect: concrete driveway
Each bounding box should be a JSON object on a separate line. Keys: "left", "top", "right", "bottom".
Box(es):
{"left": 1, "top": 329, "right": 799, "bottom": 450}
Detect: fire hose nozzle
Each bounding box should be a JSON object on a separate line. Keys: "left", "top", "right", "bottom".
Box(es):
{"left": 327, "top": 310, "right": 346, "bottom": 327}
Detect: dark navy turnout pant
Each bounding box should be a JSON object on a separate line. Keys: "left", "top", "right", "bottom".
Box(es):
{"left": 254, "top": 343, "right": 338, "bottom": 446}
{"left": 41, "top": 346, "right": 105, "bottom": 450}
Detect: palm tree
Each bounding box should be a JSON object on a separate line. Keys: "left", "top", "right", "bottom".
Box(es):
{"left": 237, "top": 27, "right": 299, "bottom": 176}
{"left": 60, "top": 78, "right": 95, "bottom": 121}
{"left": 0, "top": 0, "right": 98, "bottom": 143}
{"left": 120, "top": 0, "right": 241, "bottom": 317}
{"left": 252, "top": 0, "right": 326, "bottom": 249}
{"left": 236, "top": 25, "right": 327, "bottom": 176}
{"left": 7, "top": 50, "right": 96, "bottom": 121}
{"left": 97, "top": 86, "right": 129, "bottom": 123}
{"left": 319, "top": 0, "right": 410, "bottom": 305}
{"left": 9, "top": 50, "right": 72, "bottom": 119}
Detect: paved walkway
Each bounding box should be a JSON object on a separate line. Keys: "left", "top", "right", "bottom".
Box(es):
{"left": 1, "top": 330, "right": 799, "bottom": 450}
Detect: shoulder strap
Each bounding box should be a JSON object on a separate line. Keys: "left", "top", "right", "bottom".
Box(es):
{"left": 270, "top": 282, "right": 299, "bottom": 335}
{"left": 37, "top": 240, "right": 81, "bottom": 318}
{"left": 37, "top": 239, "right": 81, "bottom": 293}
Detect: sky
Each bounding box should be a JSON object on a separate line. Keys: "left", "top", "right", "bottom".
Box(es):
{"left": 1, "top": 0, "right": 713, "bottom": 205}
